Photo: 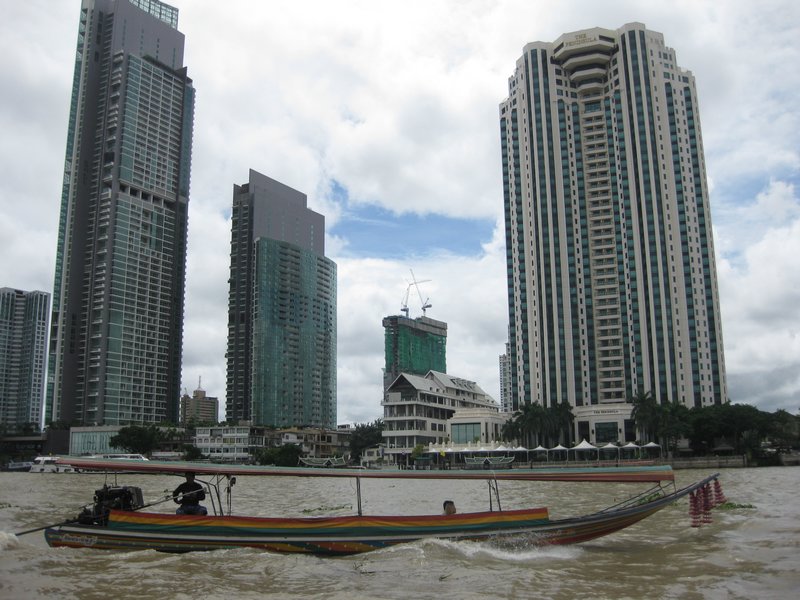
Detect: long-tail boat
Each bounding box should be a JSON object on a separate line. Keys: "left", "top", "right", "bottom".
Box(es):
{"left": 28, "top": 457, "right": 724, "bottom": 555}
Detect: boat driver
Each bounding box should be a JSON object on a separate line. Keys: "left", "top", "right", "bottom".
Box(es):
{"left": 173, "top": 472, "right": 208, "bottom": 515}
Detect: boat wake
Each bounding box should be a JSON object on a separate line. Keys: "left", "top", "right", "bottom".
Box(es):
{"left": 0, "top": 532, "right": 21, "bottom": 550}
{"left": 423, "top": 536, "right": 583, "bottom": 562}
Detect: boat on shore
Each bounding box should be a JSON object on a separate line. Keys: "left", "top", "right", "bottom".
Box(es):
{"left": 29, "top": 457, "right": 724, "bottom": 555}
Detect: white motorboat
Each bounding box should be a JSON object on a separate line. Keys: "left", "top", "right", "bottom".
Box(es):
{"left": 29, "top": 457, "right": 77, "bottom": 473}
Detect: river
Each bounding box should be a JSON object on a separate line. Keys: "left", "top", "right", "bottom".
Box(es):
{"left": 0, "top": 467, "right": 797, "bottom": 599}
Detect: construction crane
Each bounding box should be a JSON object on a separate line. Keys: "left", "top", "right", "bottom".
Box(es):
{"left": 400, "top": 269, "right": 432, "bottom": 317}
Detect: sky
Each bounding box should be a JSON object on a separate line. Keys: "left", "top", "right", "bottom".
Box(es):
{"left": 1, "top": 0, "right": 799, "bottom": 425}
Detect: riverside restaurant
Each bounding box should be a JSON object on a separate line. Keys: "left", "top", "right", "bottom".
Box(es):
{"left": 418, "top": 440, "right": 663, "bottom": 469}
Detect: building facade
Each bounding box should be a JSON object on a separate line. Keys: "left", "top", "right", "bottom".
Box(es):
{"left": 226, "top": 170, "right": 337, "bottom": 429}
{"left": 194, "top": 425, "right": 267, "bottom": 462}
{"left": 0, "top": 288, "right": 50, "bottom": 430}
{"left": 498, "top": 342, "right": 513, "bottom": 414}
{"left": 192, "top": 426, "right": 349, "bottom": 462}
{"left": 499, "top": 23, "right": 726, "bottom": 441}
{"left": 382, "top": 370, "right": 499, "bottom": 463}
{"left": 47, "top": 0, "right": 194, "bottom": 427}
{"left": 180, "top": 383, "right": 219, "bottom": 425}
{"left": 447, "top": 407, "right": 507, "bottom": 446}
{"left": 382, "top": 315, "right": 447, "bottom": 390}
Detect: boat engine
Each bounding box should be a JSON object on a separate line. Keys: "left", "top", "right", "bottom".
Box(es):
{"left": 77, "top": 485, "right": 145, "bottom": 526}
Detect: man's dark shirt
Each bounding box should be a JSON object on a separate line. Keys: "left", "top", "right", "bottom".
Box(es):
{"left": 173, "top": 481, "right": 205, "bottom": 506}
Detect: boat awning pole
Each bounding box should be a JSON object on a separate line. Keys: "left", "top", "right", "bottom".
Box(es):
{"left": 356, "top": 476, "right": 362, "bottom": 516}
{"left": 487, "top": 475, "right": 502, "bottom": 512}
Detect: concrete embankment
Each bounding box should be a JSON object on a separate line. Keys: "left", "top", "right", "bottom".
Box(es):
{"left": 666, "top": 455, "right": 747, "bottom": 469}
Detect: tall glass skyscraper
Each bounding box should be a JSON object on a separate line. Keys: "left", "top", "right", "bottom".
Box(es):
{"left": 47, "top": 0, "right": 194, "bottom": 426}
{"left": 0, "top": 288, "right": 50, "bottom": 430}
{"left": 226, "top": 170, "right": 337, "bottom": 429}
{"left": 499, "top": 23, "right": 726, "bottom": 440}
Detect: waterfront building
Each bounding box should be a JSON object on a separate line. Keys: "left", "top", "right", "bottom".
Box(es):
{"left": 68, "top": 424, "right": 187, "bottom": 456}
{"left": 382, "top": 315, "right": 447, "bottom": 391}
{"left": 47, "top": 0, "right": 194, "bottom": 427}
{"left": 382, "top": 370, "right": 499, "bottom": 464}
{"left": 180, "top": 383, "right": 219, "bottom": 425}
{"left": 226, "top": 170, "right": 337, "bottom": 429}
{"left": 0, "top": 288, "right": 50, "bottom": 431}
{"left": 193, "top": 425, "right": 267, "bottom": 462}
{"left": 192, "top": 426, "right": 349, "bottom": 462}
{"left": 447, "top": 407, "right": 507, "bottom": 446}
{"left": 277, "top": 427, "right": 352, "bottom": 458}
{"left": 499, "top": 23, "right": 726, "bottom": 442}
{"left": 69, "top": 425, "right": 122, "bottom": 455}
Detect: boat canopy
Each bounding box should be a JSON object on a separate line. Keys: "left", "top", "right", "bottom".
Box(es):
{"left": 55, "top": 457, "right": 675, "bottom": 483}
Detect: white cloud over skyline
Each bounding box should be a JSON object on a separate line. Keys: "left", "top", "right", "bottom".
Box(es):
{"left": 1, "top": 0, "right": 799, "bottom": 423}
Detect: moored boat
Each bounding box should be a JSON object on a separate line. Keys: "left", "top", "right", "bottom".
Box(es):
{"left": 4, "top": 461, "right": 34, "bottom": 472}
{"left": 29, "top": 457, "right": 77, "bottom": 473}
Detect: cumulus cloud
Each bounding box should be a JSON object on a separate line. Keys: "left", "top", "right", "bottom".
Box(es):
{"left": 717, "top": 183, "right": 800, "bottom": 410}
{"left": 2, "top": 0, "right": 799, "bottom": 423}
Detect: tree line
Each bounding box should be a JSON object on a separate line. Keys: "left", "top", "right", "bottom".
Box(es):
{"left": 500, "top": 391, "right": 798, "bottom": 457}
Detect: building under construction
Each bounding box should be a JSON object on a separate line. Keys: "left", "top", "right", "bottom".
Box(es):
{"left": 382, "top": 315, "right": 447, "bottom": 390}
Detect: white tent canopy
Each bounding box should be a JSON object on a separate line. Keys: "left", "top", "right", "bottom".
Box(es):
{"left": 642, "top": 441, "right": 662, "bottom": 458}
{"left": 573, "top": 439, "right": 597, "bottom": 450}
{"left": 571, "top": 439, "right": 599, "bottom": 461}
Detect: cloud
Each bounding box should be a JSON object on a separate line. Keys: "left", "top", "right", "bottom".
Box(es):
{"left": 717, "top": 185, "right": 800, "bottom": 410}
{"left": 2, "top": 0, "right": 800, "bottom": 424}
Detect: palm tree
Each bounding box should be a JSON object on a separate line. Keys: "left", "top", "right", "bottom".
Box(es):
{"left": 513, "top": 402, "right": 546, "bottom": 448}
{"left": 659, "top": 400, "right": 690, "bottom": 457}
{"left": 501, "top": 415, "right": 521, "bottom": 444}
{"left": 630, "top": 389, "right": 660, "bottom": 444}
{"left": 549, "top": 400, "right": 575, "bottom": 446}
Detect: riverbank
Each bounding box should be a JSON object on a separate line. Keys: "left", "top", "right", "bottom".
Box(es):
{"left": 666, "top": 455, "right": 747, "bottom": 469}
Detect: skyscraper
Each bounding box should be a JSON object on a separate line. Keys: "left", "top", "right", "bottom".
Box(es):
{"left": 0, "top": 288, "right": 50, "bottom": 430}
{"left": 499, "top": 23, "right": 726, "bottom": 441}
{"left": 48, "top": 0, "right": 194, "bottom": 426}
{"left": 382, "top": 315, "right": 447, "bottom": 390}
{"left": 226, "top": 170, "right": 337, "bottom": 429}
{"left": 498, "top": 342, "right": 513, "bottom": 414}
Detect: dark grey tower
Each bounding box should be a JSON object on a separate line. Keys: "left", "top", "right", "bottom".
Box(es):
{"left": 226, "top": 170, "right": 336, "bottom": 428}
{"left": 0, "top": 288, "right": 50, "bottom": 430}
{"left": 48, "top": 0, "right": 194, "bottom": 426}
